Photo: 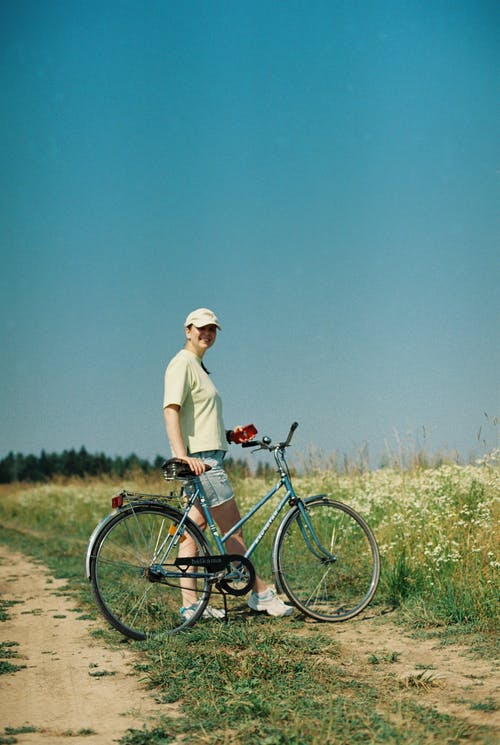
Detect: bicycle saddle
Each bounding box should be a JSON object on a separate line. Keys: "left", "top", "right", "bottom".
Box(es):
{"left": 161, "top": 458, "right": 210, "bottom": 480}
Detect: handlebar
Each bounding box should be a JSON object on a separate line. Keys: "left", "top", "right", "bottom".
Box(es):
{"left": 241, "top": 421, "right": 298, "bottom": 451}
{"left": 284, "top": 421, "right": 299, "bottom": 446}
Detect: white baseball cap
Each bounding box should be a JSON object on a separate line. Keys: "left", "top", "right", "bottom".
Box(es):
{"left": 184, "top": 308, "right": 221, "bottom": 330}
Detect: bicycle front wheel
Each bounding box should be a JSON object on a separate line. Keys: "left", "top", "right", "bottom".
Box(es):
{"left": 273, "top": 498, "right": 380, "bottom": 622}
{"left": 88, "top": 503, "right": 212, "bottom": 639}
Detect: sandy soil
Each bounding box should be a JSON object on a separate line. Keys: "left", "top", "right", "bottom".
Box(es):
{"left": 0, "top": 544, "right": 498, "bottom": 743}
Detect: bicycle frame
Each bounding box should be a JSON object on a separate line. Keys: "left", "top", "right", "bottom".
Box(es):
{"left": 155, "top": 446, "right": 331, "bottom": 574}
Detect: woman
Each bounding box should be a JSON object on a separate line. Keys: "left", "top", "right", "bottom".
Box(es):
{"left": 163, "top": 307, "right": 293, "bottom": 622}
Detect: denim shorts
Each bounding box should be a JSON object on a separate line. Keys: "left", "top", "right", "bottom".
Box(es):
{"left": 186, "top": 450, "right": 234, "bottom": 508}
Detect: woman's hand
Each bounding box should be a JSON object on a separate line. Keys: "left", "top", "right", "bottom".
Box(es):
{"left": 232, "top": 424, "right": 257, "bottom": 443}
{"left": 181, "top": 456, "right": 207, "bottom": 476}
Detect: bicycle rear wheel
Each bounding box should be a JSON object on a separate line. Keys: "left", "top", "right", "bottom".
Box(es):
{"left": 88, "top": 503, "right": 212, "bottom": 639}
{"left": 272, "top": 498, "right": 380, "bottom": 621}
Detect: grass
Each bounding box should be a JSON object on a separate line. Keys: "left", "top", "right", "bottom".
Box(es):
{"left": 0, "top": 727, "right": 38, "bottom": 745}
{"left": 469, "top": 699, "right": 498, "bottom": 713}
{"left": 368, "top": 650, "right": 401, "bottom": 664}
{"left": 0, "top": 600, "right": 21, "bottom": 623}
{"left": 0, "top": 642, "right": 26, "bottom": 676}
{"left": 0, "top": 456, "right": 498, "bottom": 744}
{"left": 0, "top": 641, "right": 21, "bottom": 659}
{"left": 62, "top": 729, "right": 97, "bottom": 736}
{"left": 119, "top": 726, "right": 174, "bottom": 745}
{"left": 123, "top": 623, "right": 491, "bottom": 745}
{"left": 400, "top": 670, "right": 443, "bottom": 690}
{"left": 0, "top": 660, "right": 27, "bottom": 675}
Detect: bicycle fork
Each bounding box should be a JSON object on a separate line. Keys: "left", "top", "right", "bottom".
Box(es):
{"left": 295, "top": 499, "right": 338, "bottom": 564}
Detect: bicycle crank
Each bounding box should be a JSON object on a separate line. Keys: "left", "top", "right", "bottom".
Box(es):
{"left": 217, "top": 555, "right": 256, "bottom": 596}
{"left": 174, "top": 554, "right": 256, "bottom": 595}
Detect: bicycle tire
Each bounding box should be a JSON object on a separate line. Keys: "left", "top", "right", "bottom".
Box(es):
{"left": 88, "top": 502, "right": 213, "bottom": 639}
{"left": 272, "top": 498, "right": 380, "bottom": 622}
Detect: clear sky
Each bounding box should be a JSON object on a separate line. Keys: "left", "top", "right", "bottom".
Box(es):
{"left": 1, "top": 1, "right": 498, "bottom": 468}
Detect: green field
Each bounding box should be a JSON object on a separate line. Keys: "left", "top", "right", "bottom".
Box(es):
{"left": 0, "top": 454, "right": 498, "bottom": 744}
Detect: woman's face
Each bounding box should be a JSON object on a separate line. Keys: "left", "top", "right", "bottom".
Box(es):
{"left": 185, "top": 324, "right": 217, "bottom": 357}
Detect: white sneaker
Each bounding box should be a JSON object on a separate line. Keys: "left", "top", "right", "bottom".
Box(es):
{"left": 247, "top": 589, "right": 294, "bottom": 617}
{"left": 180, "top": 602, "right": 225, "bottom": 622}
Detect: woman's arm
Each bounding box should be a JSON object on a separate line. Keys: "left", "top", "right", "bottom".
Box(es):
{"left": 163, "top": 404, "right": 206, "bottom": 475}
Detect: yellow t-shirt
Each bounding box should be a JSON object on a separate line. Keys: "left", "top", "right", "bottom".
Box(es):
{"left": 163, "top": 349, "right": 227, "bottom": 454}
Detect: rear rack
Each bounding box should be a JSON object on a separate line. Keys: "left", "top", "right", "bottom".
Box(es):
{"left": 111, "top": 489, "right": 182, "bottom": 509}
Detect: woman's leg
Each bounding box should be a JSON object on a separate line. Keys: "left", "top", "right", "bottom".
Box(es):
{"left": 177, "top": 500, "right": 206, "bottom": 607}
{"left": 213, "top": 498, "right": 294, "bottom": 616}
{"left": 211, "top": 498, "right": 268, "bottom": 594}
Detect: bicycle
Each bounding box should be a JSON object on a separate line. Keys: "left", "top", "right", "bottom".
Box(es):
{"left": 85, "top": 422, "right": 380, "bottom": 639}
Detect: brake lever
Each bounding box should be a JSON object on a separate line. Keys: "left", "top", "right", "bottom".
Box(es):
{"left": 241, "top": 439, "right": 271, "bottom": 453}
{"left": 242, "top": 444, "right": 267, "bottom": 454}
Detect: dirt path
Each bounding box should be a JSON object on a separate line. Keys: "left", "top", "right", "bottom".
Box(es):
{"left": 331, "top": 611, "right": 499, "bottom": 730}
{"left": 0, "top": 545, "right": 175, "bottom": 744}
{"left": 0, "top": 545, "right": 498, "bottom": 743}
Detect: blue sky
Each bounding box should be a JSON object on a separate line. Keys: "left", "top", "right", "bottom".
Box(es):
{"left": 1, "top": 1, "right": 498, "bottom": 467}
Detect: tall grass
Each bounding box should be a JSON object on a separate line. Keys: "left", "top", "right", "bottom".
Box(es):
{"left": 297, "top": 452, "right": 498, "bottom": 631}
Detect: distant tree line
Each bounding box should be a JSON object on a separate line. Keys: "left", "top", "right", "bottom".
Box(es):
{"left": 0, "top": 448, "right": 158, "bottom": 483}
{"left": 0, "top": 448, "right": 274, "bottom": 483}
